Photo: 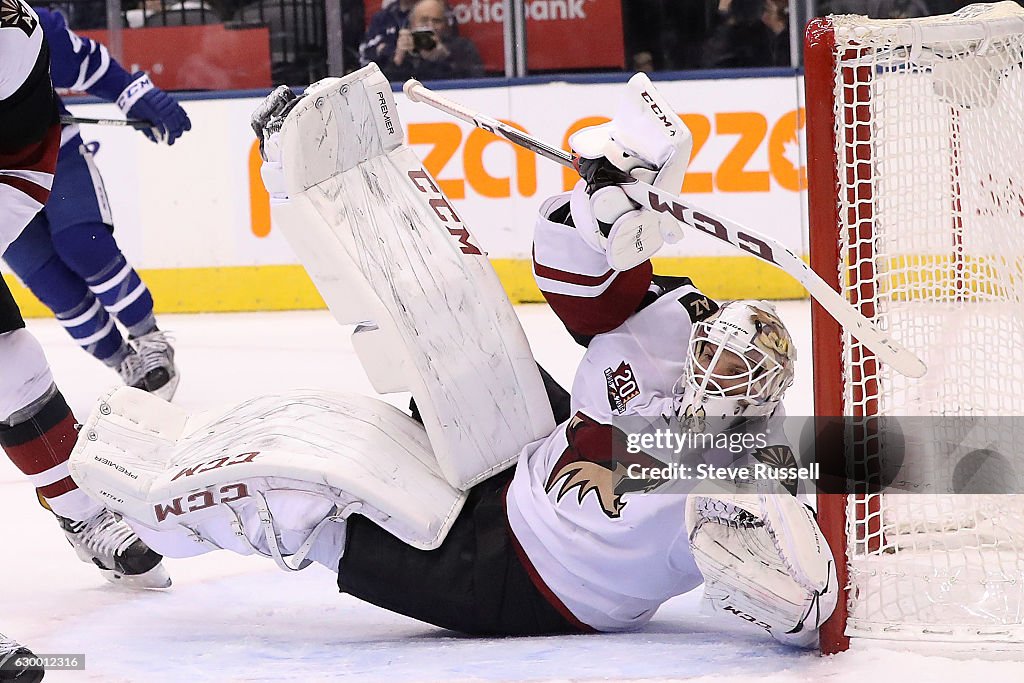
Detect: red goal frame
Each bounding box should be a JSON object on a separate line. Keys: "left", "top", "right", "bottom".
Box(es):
{"left": 805, "top": 16, "right": 861, "bottom": 656}
{"left": 805, "top": 5, "right": 1024, "bottom": 654}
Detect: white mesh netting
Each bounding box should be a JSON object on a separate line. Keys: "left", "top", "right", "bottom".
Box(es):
{"left": 829, "top": 2, "right": 1024, "bottom": 643}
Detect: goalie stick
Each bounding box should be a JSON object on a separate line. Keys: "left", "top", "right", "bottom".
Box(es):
{"left": 403, "top": 78, "right": 927, "bottom": 379}
{"left": 59, "top": 114, "right": 151, "bottom": 129}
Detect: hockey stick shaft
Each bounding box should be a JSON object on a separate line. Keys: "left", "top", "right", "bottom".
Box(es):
{"left": 60, "top": 115, "right": 152, "bottom": 130}
{"left": 404, "top": 79, "right": 576, "bottom": 170}
{"left": 403, "top": 79, "right": 926, "bottom": 379}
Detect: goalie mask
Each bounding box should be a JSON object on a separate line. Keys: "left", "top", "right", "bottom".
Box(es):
{"left": 675, "top": 300, "right": 795, "bottom": 424}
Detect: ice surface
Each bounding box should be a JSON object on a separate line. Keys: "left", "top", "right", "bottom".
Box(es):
{"left": 3, "top": 303, "right": 1022, "bottom": 681}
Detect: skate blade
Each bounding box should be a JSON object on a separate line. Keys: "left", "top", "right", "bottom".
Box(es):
{"left": 101, "top": 562, "right": 173, "bottom": 590}
{"left": 151, "top": 372, "right": 180, "bottom": 402}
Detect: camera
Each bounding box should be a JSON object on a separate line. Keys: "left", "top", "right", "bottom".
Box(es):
{"left": 412, "top": 29, "right": 437, "bottom": 52}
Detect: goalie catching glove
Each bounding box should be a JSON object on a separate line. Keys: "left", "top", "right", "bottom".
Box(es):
{"left": 685, "top": 484, "right": 837, "bottom": 648}
{"left": 568, "top": 73, "right": 692, "bottom": 271}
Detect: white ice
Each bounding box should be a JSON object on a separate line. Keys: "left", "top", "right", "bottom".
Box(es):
{"left": 3, "top": 302, "right": 1023, "bottom": 682}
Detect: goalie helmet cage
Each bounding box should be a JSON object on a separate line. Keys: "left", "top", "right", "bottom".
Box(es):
{"left": 805, "top": 2, "right": 1024, "bottom": 655}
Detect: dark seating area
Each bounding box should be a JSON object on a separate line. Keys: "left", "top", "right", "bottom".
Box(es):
{"left": 40, "top": 0, "right": 1018, "bottom": 88}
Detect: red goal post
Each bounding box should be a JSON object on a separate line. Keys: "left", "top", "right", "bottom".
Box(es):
{"left": 805, "top": 2, "right": 1024, "bottom": 655}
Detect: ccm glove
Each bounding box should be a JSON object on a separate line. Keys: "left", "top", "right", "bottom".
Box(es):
{"left": 568, "top": 73, "right": 693, "bottom": 271}
{"left": 117, "top": 72, "right": 191, "bottom": 145}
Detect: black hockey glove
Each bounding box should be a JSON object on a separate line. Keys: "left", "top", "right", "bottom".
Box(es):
{"left": 575, "top": 155, "right": 637, "bottom": 196}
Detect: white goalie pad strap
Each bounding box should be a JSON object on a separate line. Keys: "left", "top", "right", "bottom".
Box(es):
{"left": 69, "top": 387, "right": 467, "bottom": 551}
{"left": 684, "top": 489, "right": 837, "bottom": 648}
{"left": 272, "top": 64, "right": 555, "bottom": 490}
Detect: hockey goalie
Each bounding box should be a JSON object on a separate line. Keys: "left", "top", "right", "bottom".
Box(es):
{"left": 66, "top": 66, "right": 836, "bottom": 647}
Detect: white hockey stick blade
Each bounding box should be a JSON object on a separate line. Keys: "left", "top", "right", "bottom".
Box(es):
{"left": 403, "top": 79, "right": 927, "bottom": 379}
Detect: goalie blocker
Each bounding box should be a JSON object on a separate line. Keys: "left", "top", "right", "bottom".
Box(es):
{"left": 69, "top": 66, "right": 835, "bottom": 645}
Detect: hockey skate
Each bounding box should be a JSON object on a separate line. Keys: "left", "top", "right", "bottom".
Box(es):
{"left": 58, "top": 509, "right": 171, "bottom": 589}
{"left": 0, "top": 633, "right": 44, "bottom": 683}
{"left": 131, "top": 330, "right": 179, "bottom": 401}
{"left": 115, "top": 350, "right": 147, "bottom": 391}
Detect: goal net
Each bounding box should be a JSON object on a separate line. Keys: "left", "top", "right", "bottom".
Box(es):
{"left": 804, "top": 1, "right": 1024, "bottom": 653}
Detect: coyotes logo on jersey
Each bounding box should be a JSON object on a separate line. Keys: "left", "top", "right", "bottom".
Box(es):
{"left": 544, "top": 412, "right": 666, "bottom": 519}
{"left": 0, "top": 0, "right": 36, "bottom": 36}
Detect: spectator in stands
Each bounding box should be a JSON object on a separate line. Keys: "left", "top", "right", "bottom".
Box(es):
{"left": 379, "top": 0, "right": 483, "bottom": 81}
{"left": 701, "top": 0, "right": 789, "bottom": 69}
{"left": 360, "top": 0, "right": 417, "bottom": 70}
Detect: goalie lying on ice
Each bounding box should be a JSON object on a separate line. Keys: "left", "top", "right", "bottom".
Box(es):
{"left": 67, "top": 66, "right": 836, "bottom": 648}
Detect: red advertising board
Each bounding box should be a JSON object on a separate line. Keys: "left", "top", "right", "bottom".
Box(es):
{"left": 79, "top": 25, "right": 272, "bottom": 91}
{"left": 365, "top": 0, "right": 624, "bottom": 73}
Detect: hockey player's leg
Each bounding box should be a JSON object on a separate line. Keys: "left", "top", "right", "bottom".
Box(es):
{"left": 69, "top": 387, "right": 465, "bottom": 567}
{"left": 47, "top": 139, "right": 176, "bottom": 398}
{"left": 253, "top": 69, "right": 554, "bottom": 491}
{"left": 338, "top": 468, "right": 585, "bottom": 636}
{"left": 0, "top": 632, "right": 44, "bottom": 683}
{"left": 408, "top": 363, "right": 570, "bottom": 428}
{"left": 0, "top": 321, "right": 98, "bottom": 523}
{"left": 50, "top": 225, "right": 175, "bottom": 399}
{"left": 536, "top": 365, "right": 571, "bottom": 424}
{"left": 684, "top": 484, "right": 838, "bottom": 648}
{"left": 2, "top": 217, "right": 137, "bottom": 380}
{"left": 0, "top": 288, "right": 169, "bottom": 589}
{"left": 69, "top": 384, "right": 583, "bottom": 636}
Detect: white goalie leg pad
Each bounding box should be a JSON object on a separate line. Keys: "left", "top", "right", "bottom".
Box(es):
{"left": 684, "top": 488, "right": 837, "bottom": 648}
{"left": 69, "top": 387, "right": 467, "bottom": 567}
{"left": 271, "top": 64, "right": 555, "bottom": 490}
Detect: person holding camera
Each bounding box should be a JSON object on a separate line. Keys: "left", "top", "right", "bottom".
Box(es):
{"left": 359, "top": 0, "right": 416, "bottom": 71}
{"left": 384, "top": 0, "right": 484, "bottom": 81}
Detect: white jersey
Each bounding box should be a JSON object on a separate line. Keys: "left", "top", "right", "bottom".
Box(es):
{"left": 0, "top": 0, "right": 42, "bottom": 100}
{"left": 506, "top": 193, "right": 790, "bottom": 632}
{"left": 0, "top": 0, "right": 58, "bottom": 251}
{"left": 506, "top": 292, "right": 704, "bottom": 631}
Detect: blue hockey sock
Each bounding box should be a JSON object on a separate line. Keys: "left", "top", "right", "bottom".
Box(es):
{"left": 85, "top": 255, "right": 156, "bottom": 331}
{"left": 55, "top": 294, "right": 129, "bottom": 366}
{"left": 52, "top": 224, "right": 156, "bottom": 331}
{"left": 127, "top": 313, "right": 158, "bottom": 339}
{"left": 20, "top": 257, "right": 128, "bottom": 365}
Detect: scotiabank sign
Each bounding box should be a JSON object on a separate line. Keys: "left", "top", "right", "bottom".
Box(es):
{"left": 364, "top": 0, "right": 624, "bottom": 72}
